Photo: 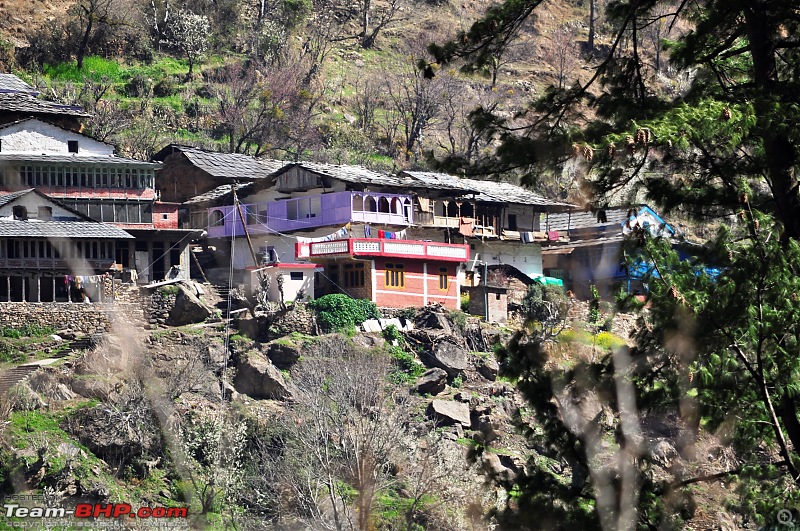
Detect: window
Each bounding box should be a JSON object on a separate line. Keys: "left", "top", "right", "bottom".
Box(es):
{"left": 12, "top": 206, "right": 27, "bottom": 220}
{"left": 162, "top": 213, "right": 170, "bottom": 220}
{"left": 438, "top": 267, "right": 449, "bottom": 291}
{"left": 211, "top": 210, "right": 225, "bottom": 227}
{"left": 508, "top": 214, "right": 517, "bottom": 231}
{"left": 68, "top": 140, "right": 79, "bottom": 153}
{"left": 328, "top": 264, "right": 339, "bottom": 285}
{"left": 290, "top": 272, "right": 304, "bottom": 281}
{"left": 343, "top": 262, "right": 365, "bottom": 288}
{"left": 385, "top": 262, "right": 404, "bottom": 288}
{"left": 38, "top": 206, "right": 52, "bottom": 220}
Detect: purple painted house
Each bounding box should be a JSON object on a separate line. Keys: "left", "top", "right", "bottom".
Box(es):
{"left": 207, "top": 190, "right": 412, "bottom": 238}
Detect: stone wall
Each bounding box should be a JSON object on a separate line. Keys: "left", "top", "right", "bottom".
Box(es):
{"left": 268, "top": 303, "right": 317, "bottom": 337}
{"left": 0, "top": 302, "right": 140, "bottom": 335}
{"left": 141, "top": 288, "right": 178, "bottom": 327}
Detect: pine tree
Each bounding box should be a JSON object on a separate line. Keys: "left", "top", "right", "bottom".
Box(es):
{"left": 429, "top": 0, "right": 800, "bottom": 527}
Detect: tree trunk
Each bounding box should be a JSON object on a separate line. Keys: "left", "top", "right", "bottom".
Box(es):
{"left": 743, "top": 6, "right": 800, "bottom": 240}
{"left": 361, "top": 0, "right": 371, "bottom": 48}
{"left": 588, "top": 0, "right": 595, "bottom": 51}
{"left": 77, "top": 17, "right": 94, "bottom": 70}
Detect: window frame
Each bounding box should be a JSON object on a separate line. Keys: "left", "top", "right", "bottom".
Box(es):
{"left": 438, "top": 267, "right": 449, "bottom": 291}
{"left": 385, "top": 262, "right": 405, "bottom": 289}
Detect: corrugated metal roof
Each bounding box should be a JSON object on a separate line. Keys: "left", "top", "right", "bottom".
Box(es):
{"left": 0, "top": 153, "right": 159, "bottom": 167}
{"left": 0, "top": 219, "right": 133, "bottom": 239}
{"left": 401, "top": 171, "right": 574, "bottom": 208}
{"left": 295, "top": 161, "right": 408, "bottom": 187}
{"left": 0, "top": 93, "right": 90, "bottom": 117}
{"left": 166, "top": 146, "right": 286, "bottom": 180}
{"left": 0, "top": 74, "right": 38, "bottom": 95}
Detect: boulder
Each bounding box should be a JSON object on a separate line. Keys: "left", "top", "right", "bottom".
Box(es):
{"left": 63, "top": 407, "right": 160, "bottom": 463}
{"left": 70, "top": 377, "right": 115, "bottom": 401}
{"left": 264, "top": 341, "right": 303, "bottom": 369}
{"left": 415, "top": 311, "right": 453, "bottom": 335}
{"left": 167, "top": 284, "right": 213, "bottom": 326}
{"left": 476, "top": 356, "right": 499, "bottom": 381}
{"left": 412, "top": 368, "right": 447, "bottom": 395}
{"left": 427, "top": 399, "right": 471, "bottom": 427}
{"left": 234, "top": 351, "right": 294, "bottom": 400}
{"left": 427, "top": 341, "right": 468, "bottom": 376}
{"left": 473, "top": 414, "right": 502, "bottom": 444}
{"left": 481, "top": 452, "right": 515, "bottom": 483}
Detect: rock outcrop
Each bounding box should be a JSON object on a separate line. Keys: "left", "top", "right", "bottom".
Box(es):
{"left": 476, "top": 356, "right": 499, "bottom": 381}
{"left": 264, "top": 341, "right": 303, "bottom": 369}
{"left": 167, "top": 284, "right": 213, "bottom": 326}
{"left": 427, "top": 399, "right": 471, "bottom": 427}
{"left": 233, "top": 350, "right": 294, "bottom": 400}
{"left": 412, "top": 368, "right": 448, "bottom": 395}
{"left": 427, "top": 340, "right": 468, "bottom": 376}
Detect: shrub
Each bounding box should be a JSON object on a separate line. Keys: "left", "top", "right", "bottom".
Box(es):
{"left": 153, "top": 76, "right": 180, "bottom": 97}
{"left": 387, "top": 346, "right": 425, "bottom": 384}
{"left": 448, "top": 310, "right": 468, "bottom": 332}
{"left": 460, "top": 292, "right": 470, "bottom": 312}
{"left": 124, "top": 73, "right": 153, "bottom": 98}
{"left": 521, "top": 283, "right": 567, "bottom": 323}
{"left": 308, "top": 294, "right": 379, "bottom": 332}
{"left": 382, "top": 324, "right": 402, "bottom": 343}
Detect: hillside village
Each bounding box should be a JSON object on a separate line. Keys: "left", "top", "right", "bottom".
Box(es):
{"left": 0, "top": 70, "right": 673, "bottom": 528}
{"left": 0, "top": 71, "right": 673, "bottom": 315}
{"left": 0, "top": 0, "right": 794, "bottom": 522}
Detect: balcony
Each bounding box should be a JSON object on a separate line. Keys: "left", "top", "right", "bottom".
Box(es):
{"left": 296, "top": 238, "right": 470, "bottom": 263}
{"left": 0, "top": 258, "right": 115, "bottom": 271}
{"left": 208, "top": 191, "right": 413, "bottom": 238}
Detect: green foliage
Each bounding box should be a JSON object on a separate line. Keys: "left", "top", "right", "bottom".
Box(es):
{"left": 428, "top": 0, "right": 800, "bottom": 524}
{"left": 381, "top": 324, "right": 402, "bottom": 343}
{"left": 588, "top": 285, "right": 600, "bottom": 325}
{"left": 160, "top": 284, "right": 180, "bottom": 296}
{"left": 520, "top": 283, "right": 567, "bottom": 325}
{"left": 387, "top": 345, "right": 425, "bottom": 384}
{"left": 1, "top": 324, "right": 55, "bottom": 339}
{"left": 460, "top": 292, "right": 470, "bottom": 312}
{"left": 43, "top": 56, "right": 123, "bottom": 83}
{"left": 308, "top": 294, "right": 379, "bottom": 332}
{"left": 448, "top": 309, "right": 468, "bottom": 332}
{"left": 451, "top": 374, "right": 463, "bottom": 388}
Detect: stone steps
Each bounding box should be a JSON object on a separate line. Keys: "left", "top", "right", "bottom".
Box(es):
{"left": 0, "top": 337, "right": 99, "bottom": 396}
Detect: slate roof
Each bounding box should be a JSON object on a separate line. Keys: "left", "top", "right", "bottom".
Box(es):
{"left": 401, "top": 171, "right": 574, "bottom": 209}
{"left": 0, "top": 93, "right": 89, "bottom": 117}
{"left": 0, "top": 189, "right": 99, "bottom": 221}
{"left": 293, "top": 162, "right": 407, "bottom": 187}
{"left": 545, "top": 207, "right": 632, "bottom": 232}
{"left": 0, "top": 188, "right": 35, "bottom": 208}
{"left": 0, "top": 219, "right": 133, "bottom": 239}
{"left": 153, "top": 145, "right": 286, "bottom": 180}
{"left": 0, "top": 74, "right": 38, "bottom": 95}
{"left": 0, "top": 153, "right": 158, "bottom": 167}
{"left": 184, "top": 183, "right": 255, "bottom": 206}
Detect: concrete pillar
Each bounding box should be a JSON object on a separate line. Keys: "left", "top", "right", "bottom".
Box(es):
{"left": 5, "top": 276, "right": 9, "bottom": 302}
{"left": 21, "top": 277, "right": 25, "bottom": 302}
{"left": 37, "top": 275, "right": 41, "bottom": 303}
{"left": 52, "top": 277, "right": 56, "bottom": 303}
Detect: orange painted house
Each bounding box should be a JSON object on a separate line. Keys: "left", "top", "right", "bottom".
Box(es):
{"left": 296, "top": 238, "right": 468, "bottom": 309}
